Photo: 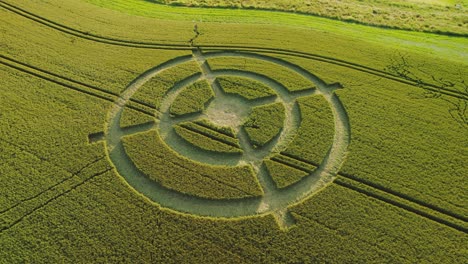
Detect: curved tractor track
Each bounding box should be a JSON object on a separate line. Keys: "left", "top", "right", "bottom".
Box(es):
{"left": 1, "top": 0, "right": 466, "bottom": 100}
{"left": 1, "top": 0, "right": 466, "bottom": 232}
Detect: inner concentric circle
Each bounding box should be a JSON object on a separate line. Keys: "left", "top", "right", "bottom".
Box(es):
{"left": 157, "top": 64, "right": 297, "bottom": 166}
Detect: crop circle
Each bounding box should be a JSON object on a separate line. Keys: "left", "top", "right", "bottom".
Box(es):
{"left": 103, "top": 50, "right": 350, "bottom": 227}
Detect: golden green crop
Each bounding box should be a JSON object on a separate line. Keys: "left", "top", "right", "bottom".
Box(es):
{"left": 1, "top": 0, "right": 467, "bottom": 263}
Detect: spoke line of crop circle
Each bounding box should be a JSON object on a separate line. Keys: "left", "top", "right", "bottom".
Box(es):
{"left": 193, "top": 49, "right": 225, "bottom": 97}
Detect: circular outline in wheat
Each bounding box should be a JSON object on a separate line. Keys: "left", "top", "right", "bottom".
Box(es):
{"left": 103, "top": 50, "right": 350, "bottom": 228}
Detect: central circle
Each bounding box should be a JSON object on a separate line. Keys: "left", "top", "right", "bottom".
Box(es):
{"left": 204, "top": 95, "right": 251, "bottom": 131}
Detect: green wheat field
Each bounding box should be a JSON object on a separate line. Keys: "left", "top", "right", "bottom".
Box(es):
{"left": 0, "top": 0, "right": 467, "bottom": 263}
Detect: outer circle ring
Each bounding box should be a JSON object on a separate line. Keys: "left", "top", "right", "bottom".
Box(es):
{"left": 104, "top": 51, "right": 350, "bottom": 219}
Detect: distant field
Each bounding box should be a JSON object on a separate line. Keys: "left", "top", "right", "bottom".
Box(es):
{"left": 410, "top": 0, "right": 458, "bottom": 5}
{"left": 0, "top": 0, "right": 467, "bottom": 263}
{"left": 138, "top": 0, "right": 468, "bottom": 35}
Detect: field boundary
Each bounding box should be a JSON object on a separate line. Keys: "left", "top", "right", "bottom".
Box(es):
{"left": 145, "top": 0, "right": 468, "bottom": 37}
{"left": 1, "top": 1, "right": 466, "bottom": 101}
